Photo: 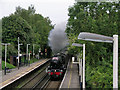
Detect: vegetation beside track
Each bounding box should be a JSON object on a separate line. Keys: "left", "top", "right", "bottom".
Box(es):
{"left": 2, "top": 58, "right": 46, "bottom": 70}
{"left": 66, "top": 2, "right": 120, "bottom": 88}
{"left": 30, "top": 58, "right": 40, "bottom": 64}
{"left": 2, "top": 61, "right": 16, "bottom": 70}
{"left": 1, "top": 5, "right": 53, "bottom": 66}
{"left": 1, "top": 5, "right": 53, "bottom": 71}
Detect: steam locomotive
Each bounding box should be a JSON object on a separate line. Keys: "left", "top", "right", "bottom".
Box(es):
{"left": 46, "top": 53, "right": 67, "bottom": 79}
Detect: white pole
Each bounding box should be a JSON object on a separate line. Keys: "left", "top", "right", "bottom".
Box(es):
{"left": 38, "top": 48, "right": 40, "bottom": 59}
{"left": 26, "top": 45, "right": 27, "bottom": 62}
{"left": 80, "top": 52, "right": 83, "bottom": 83}
{"left": 79, "top": 58, "right": 80, "bottom": 76}
{"left": 18, "top": 37, "right": 19, "bottom": 69}
{"left": 2, "top": 43, "right": 10, "bottom": 75}
{"left": 5, "top": 44, "right": 7, "bottom": 75}
{"left": 27, "top": 44, "right": 28, "bottom": 65}
{"left": 33, "top": 44, "right": 34, "bottom": 58}
{"left": 113, "top": 35, "right": 118, "bottom": 88}
{"left": 80, "top": 59, "right": 82, "bottom": 82}
{"left": 26, "top": 44, "right": 30, "bottom": 65}
{"left": 83, "top": 44, "right": 85, "bottom": 88}
{"left": 29, "top": 53, "right": 30, "bottom": 66}
{"left": 5, "top": 45, "right": 7, "bottom": 69}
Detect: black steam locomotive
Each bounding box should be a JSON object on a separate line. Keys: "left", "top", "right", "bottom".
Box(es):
{"left": 46, "top": 53, "right": 67, "bottom": 79}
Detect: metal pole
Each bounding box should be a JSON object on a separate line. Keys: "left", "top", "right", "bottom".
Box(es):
{"left": 33, "top": 44, "right": 34, "bottom": 58}
{"left": 29, "top": 53, "right": 30, "bottom": 66}
{"left": 80, "top": 51, "right": 83, "bottom": 87}
{"left": 81, "top": 59, "right": 82, "bottom": 82}
{"left": 83, "top": 44, "right": 85, "bottom": 89}
{"left": 113, "top": 35, "right": 118, "bottom": 88}
{"left": 27, "top": 44, "right": 28, "bottom": 65}
{"left": 79, "top": 58, "right": 80, "bottom": 76}
{"left": 18, "top": 37, "right": 19, "bottom": 69}
{"left": 4, "top": 45, "right": 7, "bottom": 75}
{"left": 2, "top": 43, "right": 10, "bottom": 75}
{"left": 26, "top": 44, "right": 30, "bottom": 65}
{"left": 79, "top": 58, "right": 83, "bottom": 88}
{"left": 38, "top": 52, "right": 39, "bottom": 59}
{"left": 26, "top": 45, "right": 27, "bottom": 65}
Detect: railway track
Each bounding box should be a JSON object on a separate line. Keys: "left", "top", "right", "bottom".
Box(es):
{"left": 2, "top": 55, "right": 70, "bottom": 90}
{"left": 18, "top": 61, "right": 61, "bottom": 89}
{"left": 17, "top": 61, "right": 63, "bottom": 90}
{"left": 44, "top": 80, "right": 61, "bottom": 89}
{"left": 19, "top": 67, "right": 48, "bottom": 89}
{"left": 4, "top": 60, "right": 51, "bottom": 89}
{"left": 31, "top": 75, "right": 61, "bottom": 89}
{"left": 33, "top": 76, "right": 50, "bottom": 89}
{"left": 17, "top": 59, "right": 67, "bottom": 89}
{"left": 33, "top": 78, "right": 61, "bottom": 89}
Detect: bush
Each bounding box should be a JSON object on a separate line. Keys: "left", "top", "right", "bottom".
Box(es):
{"left": 86, "top": 60, "right": 113, "bottom": 88}
{"left": 2, "top": 61, "right": 16, "bottom": 70}
{"left": 30, "top": 58, "right": 39, "bottom": 64}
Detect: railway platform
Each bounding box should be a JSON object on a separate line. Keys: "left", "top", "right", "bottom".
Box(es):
{"left": 0, "top": 58, "right": 49, "bottom": 89}
{"left": 60, "top": 60, "right": 80, "bottom": 89}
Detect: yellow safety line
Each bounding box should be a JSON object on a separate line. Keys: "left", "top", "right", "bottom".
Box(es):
{"left": 0, "top": 60, "right": 45, "bottom": 85}
{"left": 68, "top": 63, "right": 73, "bottom": 88}
{"left": 0, "top": 59, "right": 47, "bottom": 86}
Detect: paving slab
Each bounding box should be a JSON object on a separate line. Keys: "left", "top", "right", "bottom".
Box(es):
{"left": 60, "top": 61, "right": 80, "bottom": 89}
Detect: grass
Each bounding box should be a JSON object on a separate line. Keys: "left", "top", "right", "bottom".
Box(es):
{"left": 2, "top": 58, "right": 42, "bottom": 70}
{"left": 30, "top": 58, "right": 40, "bottom": 64}
{"left": 2, "top": 61, "right": 16, "bottom": 70}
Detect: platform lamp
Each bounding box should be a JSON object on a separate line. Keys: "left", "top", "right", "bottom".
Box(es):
{"left": 1, "top": 43, "right": 10, "bottom": 75}
{"left": 78, "top": 32, "right": 118, "bottom": 88}
{"left": 72, "top": 43, "right": 85, "bottom": 89}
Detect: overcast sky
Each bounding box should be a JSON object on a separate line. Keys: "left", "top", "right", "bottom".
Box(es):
{"left": 0, "top": 0, "right": 75, "bottom": 24}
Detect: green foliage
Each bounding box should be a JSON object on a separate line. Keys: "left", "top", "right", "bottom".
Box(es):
{"left": 2, "top": 61, "right": 16, "bottom": 70}
{"left": 2, "top": 14, "right": 33, "bottom": 54}
{"left": 2, "top": 5, "right": 53, "bottom": 58}
{"left": 30, "top": 58, "right": 39, "bottom": 64}
{"left": 66, "top": 2, "right": 119, "bottom": 88}
{"left": 14, "top": 5, "right": 53, "bottom": 53}
{"left": 86, "top": 59, "right": 113, "bottom": 88}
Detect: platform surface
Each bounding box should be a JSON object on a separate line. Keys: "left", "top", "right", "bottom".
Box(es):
{"left": 0, "top": 59, "right": 49, "bottom": 89}
{"left": 60, "top": 61, "right": 80, "bottom": 89}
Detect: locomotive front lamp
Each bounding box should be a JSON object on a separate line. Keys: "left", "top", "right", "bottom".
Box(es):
{"left": 72, "top": 43, "right": 85, "bottom": 89}
{"left": 78, "top": 32, "right": 118, "bottom": 89}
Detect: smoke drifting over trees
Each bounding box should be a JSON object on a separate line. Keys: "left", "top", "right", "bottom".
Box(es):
{"left": 48, "top": 22, "right": 68, "bottom": 54}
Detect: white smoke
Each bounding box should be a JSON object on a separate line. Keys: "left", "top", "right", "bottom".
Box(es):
{"left": 48, "top": 22, "right": 68, "bottom": 54}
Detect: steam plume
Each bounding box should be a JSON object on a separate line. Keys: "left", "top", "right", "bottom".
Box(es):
{"left": 48, "top": 22, "right": 68, "bottom": 54}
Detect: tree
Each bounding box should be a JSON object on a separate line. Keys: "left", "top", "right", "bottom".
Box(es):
{"left": 14, "top": 6, "right": 53, "bottom": 50}
{"left": 2, "top": 5, "right": 53, "bottom": 59}
{"left": 66, "top": 2, "right": 119, "bottom": 88}
{"left": 2, "top": 14, "right": 33, "bottom": 54}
